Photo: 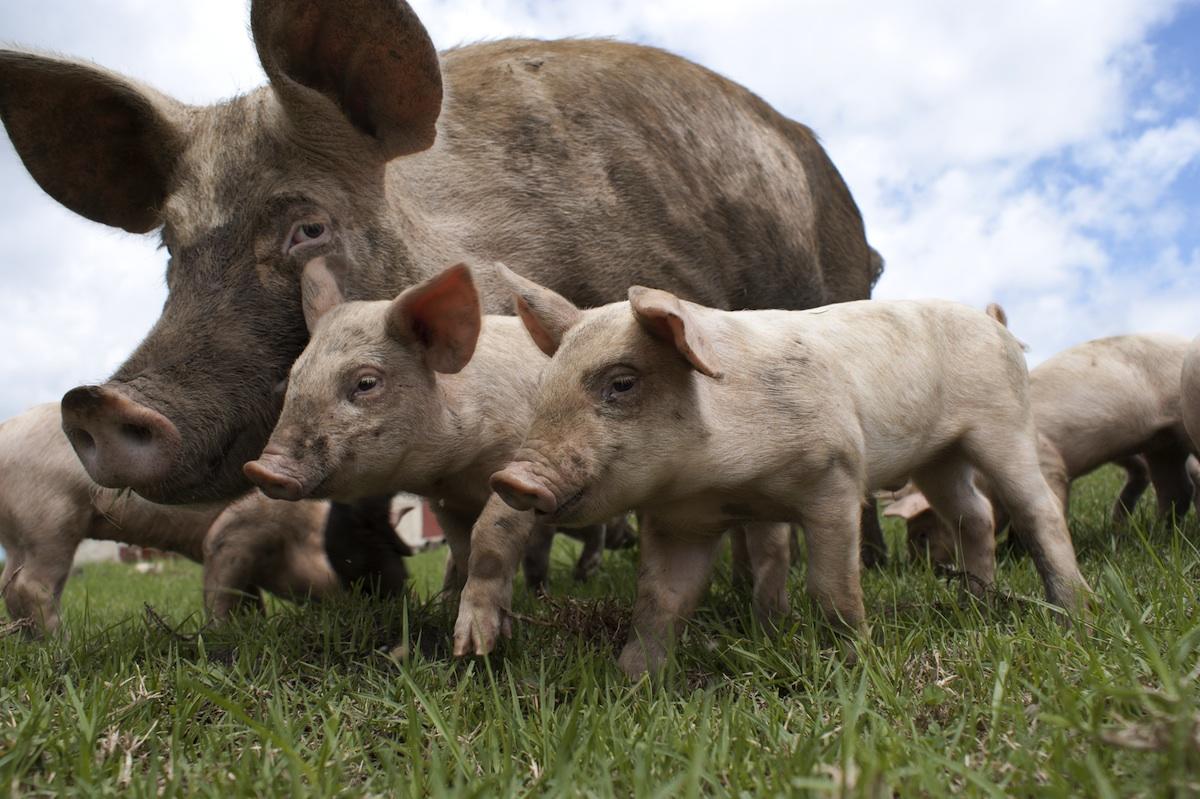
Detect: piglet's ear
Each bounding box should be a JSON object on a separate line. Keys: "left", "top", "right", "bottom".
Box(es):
{"left": 628, "top": 286, "right": 723, "bottom": 379}
{"left": 494, "top": 262, "right": 581, "bottom": 357}
{"left": 984, "top": 301, "right": 1030, "bottom": 351}
{"left": 985, "top": 302, "right": 1008, "bottom": 328}
{"left": 300, "top": 256, "right": 346, "bottom": 333}
{"left": 882, "top": 491, "right": 931, "bottom": 520}
{"left": 387, "top": 263, "right": 481, "bottom": 373}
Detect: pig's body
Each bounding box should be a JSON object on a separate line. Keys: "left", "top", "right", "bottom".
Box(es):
{"left": 1181, "top": 336, "right": 1200, "bottom": 457}
{"left": 0, "top": 404, "right": 337, "bottom": 633}
{"left": 1031, "top": 334, "right": 1195, "bottom": 520}
{"left": 893, "top": 334, "right": 1198, "bottom": 566}
{"left": 488, "top": 282, "right": 1089, "bottom": 676}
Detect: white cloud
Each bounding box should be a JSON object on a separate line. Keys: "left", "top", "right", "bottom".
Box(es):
{"left": 0, "top": 0, "right": 1197, "bottom": 419}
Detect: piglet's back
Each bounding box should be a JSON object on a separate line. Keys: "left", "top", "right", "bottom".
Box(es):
{"left": 1030, "top": 333, "right": 1190, "bottom": 475}
{"left": 726, "top": 300, "right": 1029, "bottom": 485}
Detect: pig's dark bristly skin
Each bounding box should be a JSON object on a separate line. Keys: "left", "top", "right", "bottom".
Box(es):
{"left": 484, "top": 272, "right": 1091, "bottom": 678}
{"left": 321, "top": 496, "right": 410, "bottom": 596}
{"left": 0, "top": 0, "right": 876, "bottom": 510}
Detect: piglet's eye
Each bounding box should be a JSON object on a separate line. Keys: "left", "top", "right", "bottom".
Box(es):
{"left": 601, "top": 374, "right": 639, "bottom": 402}
{"left": 349, "top": 373, "right": 382, "bottom": 401}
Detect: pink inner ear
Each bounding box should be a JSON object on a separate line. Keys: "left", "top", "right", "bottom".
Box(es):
{"left": 392, "top": 263, "right": 481, "bottom": 374}
{"left": 514, "top": 294, "right": 561, "bottom": 357}
{"left": 300, "top": 256, "right": 345, "bottom": 333}
{"left": 630, "top": 288, "right": 723, "bottom": 379}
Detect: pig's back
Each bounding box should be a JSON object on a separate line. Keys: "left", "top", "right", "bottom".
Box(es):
{"left": 1031, "top": 333, "right": 1190, "bottom": 475}
{"left": 739, "top": 300, "right": 1028, "bottom": 487}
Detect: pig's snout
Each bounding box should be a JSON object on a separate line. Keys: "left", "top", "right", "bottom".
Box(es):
{"left": 491, "top": 464, "right": 558, "bottom": 514}
{"left": 243, "top": 451, "right": 307, "bottom": 502}
{"left": 61, "top": 384, "right": 182, "bottom": 492}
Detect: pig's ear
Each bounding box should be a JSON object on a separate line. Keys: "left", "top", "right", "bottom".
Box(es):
{"left": 882, "top": 491, "right": 931, "bottom": 520}
{"left": 300, "top": 257, "right": 347, "bottom": 333}
{"left": 251, "top": 0, "right": 442, "bottom": 160}
{"left": 387, "top": 263, "right": 481, "bottom": 373}
{"left": 985, "top": 302, "right": 1031, "bottom": 351}
{"left": 628, "top": 287, "right": 724, "bottom": 379}
{"left": 494, "top": 263, "right": 581, "bottom": 357}
{"left": 985, "top": 302, "right": 1008, "bottom": 328}
{"left": 0, "top": 51, "right": 186, "bottom": 233}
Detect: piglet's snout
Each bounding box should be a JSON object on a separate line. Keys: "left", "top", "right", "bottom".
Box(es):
{"left": 243, "top": 451, "right": 306, "bottom": 502}
{"left": 491, "top": 464, "right": 558, "bottom": 514}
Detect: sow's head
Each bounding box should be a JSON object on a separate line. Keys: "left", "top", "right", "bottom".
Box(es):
{"left": 0, "top": 0, "right": 444, "bottom": 503}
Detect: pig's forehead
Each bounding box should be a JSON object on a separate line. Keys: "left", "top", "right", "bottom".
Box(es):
{"left": 557, "top": 304, "right": 645, "bottom": 364}
{"left": 293, "top": 302, "right": 390, "bottom": 372}
{"left": 161, "top": 92, "right": 318, "bottom": 244}
{"left": 311, "top": 302, "right": 391, "bottom": 354}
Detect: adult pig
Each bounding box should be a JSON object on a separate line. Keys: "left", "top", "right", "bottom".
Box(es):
{"left": 0, "top": 0, "right": 876, "bottom": 508}
{"left": 487, "top": 272, "right": 1089, "bottom": 677}
{"left": 0, "top": 404, "right": 339, "bottom": 633}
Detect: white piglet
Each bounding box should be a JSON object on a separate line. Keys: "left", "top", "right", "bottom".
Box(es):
{"left": 0, "top": 404, "right": 339, "bottom": 633}
{"left": 483, "top": 269, "right": 1090, "bottom": 677}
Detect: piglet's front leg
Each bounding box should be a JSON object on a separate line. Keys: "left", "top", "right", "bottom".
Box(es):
{"left": 617, "top": 516, "right": 723, "bottom": 679}
{"left": 453, "top": 496, "right": 538, "bottom": 656}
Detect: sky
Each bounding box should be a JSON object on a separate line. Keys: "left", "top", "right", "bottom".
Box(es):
{"left": 0, "top": 0, "right": 1198, "bottom": 423}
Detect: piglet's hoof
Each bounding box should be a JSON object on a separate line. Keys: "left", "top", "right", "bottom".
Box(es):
{"left": 617, "top": 637, "right": 668, "bottom": 680}
{"left": 453, "top": 586, "right": 512, "bottom": 657}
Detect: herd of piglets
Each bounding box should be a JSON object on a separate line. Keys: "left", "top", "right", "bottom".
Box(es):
{"left": 4, "top": 260, "right": 1198, "bottom": 678}
{"left": 238, "top": 258, "right": 1193, "bottom": 677}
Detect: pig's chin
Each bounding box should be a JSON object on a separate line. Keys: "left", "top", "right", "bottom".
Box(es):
{"left": 538, "top": 488, "right": 595, "bottom": 527}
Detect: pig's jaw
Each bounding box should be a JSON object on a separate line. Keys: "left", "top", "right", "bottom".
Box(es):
{"left": 537, "top": 487, "right": 589, "bottom": 526}
{"left": 243, "top": 446, "right": 333, "bottom": 502}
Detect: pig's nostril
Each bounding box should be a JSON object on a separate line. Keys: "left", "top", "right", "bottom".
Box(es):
{"left": 67, "top": 428, "right": 96, "bottom": 454}
{"left": 119, "top": 423, "right": 154, "bottom": 445}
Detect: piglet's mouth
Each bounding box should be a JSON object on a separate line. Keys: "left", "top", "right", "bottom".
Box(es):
{"left": 243, "top": 451, "right": 321, "bottom": 502}
{"left": 540, "top": 489, "right": 586, "bottom": 523}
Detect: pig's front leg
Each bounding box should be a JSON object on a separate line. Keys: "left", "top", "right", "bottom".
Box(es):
{"left": 618, "top": 517, "right": 723, "bottom": 679}
{"left": 1, "top": 536, "right": 78, "bottom": 636}
{"left": 798, "top": 487, "right": 867, "bottom": 633}
{"left": 521, "top": 523, "right": 557, "bottom": 594}
{"left": 1111, "top": 455, "right": 1150, "bottom": 527}
{"left": 728, "top": 523, "right": 791, "bottom": 624}
{"left": 453, "top": 496, "right": 538, "bottom": 656}
{"left": 433, "top": 507, "right": 476, "bottom": 594}
{"left": 571, "top": 523, "right": 607, "bottom": 583}
{"left": 742, "top": 522, "right": 791, "bottom": 627}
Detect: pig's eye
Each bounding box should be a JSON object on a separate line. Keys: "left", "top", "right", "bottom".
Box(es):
{"left": 350, "top": 373, "right": 382, "bottom": 400}
{"left": 286, "top": 221, "right": 330, "bottom": 254}
{"left": 602, "top": 374, "right": 639, "bottom": 402}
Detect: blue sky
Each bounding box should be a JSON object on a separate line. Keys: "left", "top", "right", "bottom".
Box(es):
{"left": 0, "top": 0, "right": 1198, "bottom": 425}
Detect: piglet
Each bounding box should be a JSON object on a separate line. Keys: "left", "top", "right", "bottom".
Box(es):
{"left": 891, "top": 322, "right": 1198, "bottom": 567}
{"left": 486, "top": 268, "right": 1090, "bottom": 677}
{"left": 1184, "top": 335, "right": 1200, "bottom": 458}
{"left": 0, "top": 404, "right": 339, "bottom": 634}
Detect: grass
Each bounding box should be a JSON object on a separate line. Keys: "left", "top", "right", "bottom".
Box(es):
{"left": 1, "top": 467, "right": 1198, "bottom": 796}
